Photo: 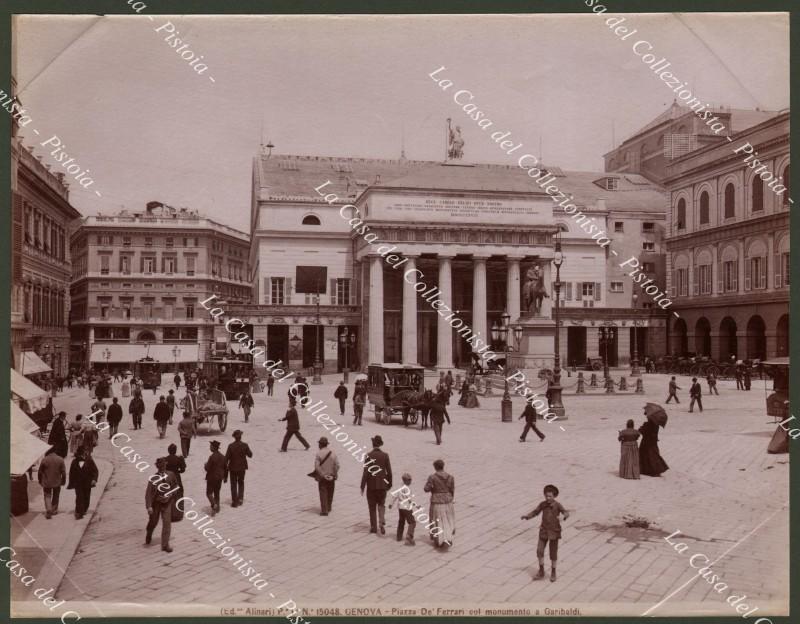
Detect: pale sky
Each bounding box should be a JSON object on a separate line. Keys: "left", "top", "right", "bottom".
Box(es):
{"left": 14, "top": 12, "right": 789, "bottom": 232}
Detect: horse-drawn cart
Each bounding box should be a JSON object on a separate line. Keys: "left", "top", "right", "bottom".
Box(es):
{"left": 367, "top": 364, "right": 425, "bottom": 425}
{"left": 181, "top": 388, "right": 229, "bottom": 433}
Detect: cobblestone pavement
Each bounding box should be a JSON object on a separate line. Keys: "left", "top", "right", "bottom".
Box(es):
{"left": 24, "top": 372, "right": 788, "bottom": 617}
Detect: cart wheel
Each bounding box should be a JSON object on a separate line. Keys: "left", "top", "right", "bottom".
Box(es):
{"left": 592, "top": 361, "right": 602, "bottom": 371}
{"left": 218, "top": 412, "right": 228, "bottom": 432}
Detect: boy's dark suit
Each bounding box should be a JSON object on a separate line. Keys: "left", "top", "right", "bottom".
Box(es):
{"left": 360, "top": 448, "right": 393, "bottom": 533}
{"left": 205, "top": 449, "right": 226, "bottom": 510}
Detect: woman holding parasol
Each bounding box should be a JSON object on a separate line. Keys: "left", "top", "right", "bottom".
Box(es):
{"left": 639, "top": 403, "right": 669, "bottom": 477}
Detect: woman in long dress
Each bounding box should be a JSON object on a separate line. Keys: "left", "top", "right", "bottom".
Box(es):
{"left": 68, "top": 415, "right": 85, "bottom": 456}
{"left": 639, "top": 419, "right": 669, "bottom": 477}
{"left": 424, "top": 459, "right": 455, "bottom": 548}
{"left": 458, "top": 380, "right": 469, "bottom": 407}
{"left": 463, "top": 382, "right": 480, "bottom": 408}
{"left": 618, "top": 419, "right": 640, "bottom": 479}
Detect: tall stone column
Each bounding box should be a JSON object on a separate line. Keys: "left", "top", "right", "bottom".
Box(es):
{"left": 507, "top": 256, "right": 522, "bottom": 322}
{"left": 402, "top": 255, "right": 419, "bottom": 364}
{"left": 472, "top": 255, "right": 489, "bottom": 352}
{"left": 368, "top": 255, "right": 384, "bottom": 364}
{"left": 436, "top": 255, "right": 454, "bottom": 369}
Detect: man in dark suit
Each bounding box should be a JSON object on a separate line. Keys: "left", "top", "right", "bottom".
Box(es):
{"left": 429, "top": 398, "right": 450, "bottom": 445}
{"left": 154, "top": 395, "right": 171, "bottom": 438}
{"left": 205, "top": 440, "right": 226, "bottom": 513}
{"left": 145, "top": 457, "right": 179, "bottom": 552}
{"left": 689, "top": 377, "right": 703, "bottom": 413}
{"left": 106, "top": 398, "right": 123, "bottom": 438}
{"left": 519, "top": 401, "right": 546, "bottom": 442}
{"left": 279, "top": 398, "right": 310, "bottom": 452}
{"left": 224, "top": 430, "right": 253, "bottom": 507}
{"left": 67, "top": 448, "right": 98, "bottom": 519}
{"left": 360, "top": 435, "right": 392, "bottom": 535}
{"left": 48, "top": 411, "right": 69, "bottom": 458}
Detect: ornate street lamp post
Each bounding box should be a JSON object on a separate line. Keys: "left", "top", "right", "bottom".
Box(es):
{"left": 102, "top": 347, "right": 111, "bottom": 372}
{"left": 339, "top": 327, "right": 350, "bottom": 384}
{"left": 495, "top": 310, "right": 514, "bottom": 422}
{"left": 172, "top": 346, "right": 181, "bottom": 372}
{"left": 312, "top": 279, "right": 323, "bottom": 384}
{"left": 549, "top": 231, "right": 566, "bottom": 420}
{"left": 631, "top": 292, "right": 641, "bottom": 376}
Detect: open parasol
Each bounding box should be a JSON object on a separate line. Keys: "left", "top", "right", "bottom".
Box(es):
{"left": 644, "top": 402, "right": 668, "bottom": 428}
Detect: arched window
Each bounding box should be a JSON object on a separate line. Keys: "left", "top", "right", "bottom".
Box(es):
{"left": 782, "top": 164, "right": 790, "bottom": 206}
{"left": 699, "top": 192, "right": 709, "bottom": 225}
{"left": 751, "top": 176, "right": 764, "bottom": 212}
{"left": 724, "top": 183, "right": 735, "bottom": 218}
{"left": 302, "top": 215, "right": 321, "bottom": 225}
{"left": 137, "top": 330, "right": 156, "bottom": 343}
{"left": 676, "top": 198, "right": 686, "bottom": 229}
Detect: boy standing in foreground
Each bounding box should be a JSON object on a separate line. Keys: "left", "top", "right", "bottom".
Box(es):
{"left": 388, "top": 473, "right": 417, "bottom": 546}
{"left": 521, "top": 484, "right": 569, "bottom": 582}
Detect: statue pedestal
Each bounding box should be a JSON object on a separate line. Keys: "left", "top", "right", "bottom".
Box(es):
{"left": 507, "top": 315, "right": 556, "bottom": 381}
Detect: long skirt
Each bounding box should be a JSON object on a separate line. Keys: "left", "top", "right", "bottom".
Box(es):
{"left": 619, "top": 441, "right": 640, "bottom": 479}
{"left": 121, "top": 382, "right": 131, "bottom": 398}
{"left": 463, "top": 392, "right": 480, "bottom": 409}
{"left": 429, "top": 501, "right": 456, "bottom": 547}
{"left": 640, "top": 443, "right": 669, "bottom": 476}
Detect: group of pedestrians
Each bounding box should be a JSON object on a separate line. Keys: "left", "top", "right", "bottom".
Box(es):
{"left": 42, "top": 411, "right": 99, "bottom": 520}
{"left": 665, "top": 373, "right": 721, "bottom": 413}
{"left": 617, "top": 404, "right": 670, "bottom": 479}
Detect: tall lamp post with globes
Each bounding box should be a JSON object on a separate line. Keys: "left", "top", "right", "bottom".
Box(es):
{"left": 549, "top": 230, "right": 566, "bottom": 420}
{"left": 493, "top": 310, "right": 521, "bottom": 422}
{"left": 631, "top": 292, "right": 641, "bottom": 376}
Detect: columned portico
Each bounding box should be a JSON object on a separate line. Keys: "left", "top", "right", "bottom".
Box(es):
{"left": 368, "top": 255, "right": 384, "bottom": 363}
{"left": 507, "top": 256, "right": 523, "bottom": 322}
{"left": 436, "top": 255, "right": 454, "bottom": 370}
{"left": 472, "top": 255, "right": 489, "bottom": 353}
{"left": 402, "top": 255, "right": 419, "bottom": 364}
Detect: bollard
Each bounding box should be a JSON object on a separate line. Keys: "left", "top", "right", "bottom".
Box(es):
{"left": 484, "top": 377, "right": 493, "bottom": 396}
{"left": 590, "top": 373, "right": 598, "bottom": 387}
{"left": 605, "top": 376, "right": 616, "bottom": 394}
{"left": 618, "top": 376, "right": 628, "bottom": 391}
{"left": 635, "top": 378, "right": 645, "bottom": 394}
{"left": 576, "top": 372, "right": 585, "bottom": 394}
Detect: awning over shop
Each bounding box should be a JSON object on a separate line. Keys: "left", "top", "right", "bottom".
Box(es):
{"left": 11, "top": 402, "right": 53, "bottom": 474}
{"left": 90, "top": 343, "right": 200, "bottom": 364}
{"left": 10, "top": 368, "right": 50, "bottom": 412}
{"left": 11, "top": 401, "right": 40, "bottom": 433}
{"left": 17, "top": 351, "right": 52, "bottom": 375}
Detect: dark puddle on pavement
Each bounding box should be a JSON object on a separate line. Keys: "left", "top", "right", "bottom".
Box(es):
{"left": 577, "top": 521, "right": 734, "bottom": 545}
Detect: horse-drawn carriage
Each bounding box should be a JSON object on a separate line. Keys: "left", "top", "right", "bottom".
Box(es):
{"left": 367, "top": 364, "right": 426, "bottom": 425}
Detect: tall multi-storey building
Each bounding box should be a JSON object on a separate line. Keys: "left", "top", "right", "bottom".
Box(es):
{"left": 69, "top": 203, "right": 251, "bottom": 371}
{"left": 663, "top": 111, "right": 790, "bottom": 360}
{"left": 236, "top": 148, "right": 667, "bottom": 374}
{"left": 11, "top": 80, "right": 82, "bottom": 378}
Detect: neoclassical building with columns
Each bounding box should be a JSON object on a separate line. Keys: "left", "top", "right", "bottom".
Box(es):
{"left": 238, "top": 147, "right": 668, "bottom": 374}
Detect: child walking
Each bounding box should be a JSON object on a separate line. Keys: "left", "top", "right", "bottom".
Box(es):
{"left": 388, "top": 473, "right": 417, "bottom": 546}
{"left": 521, "top": 484, "right": 569, "bottom": 582}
